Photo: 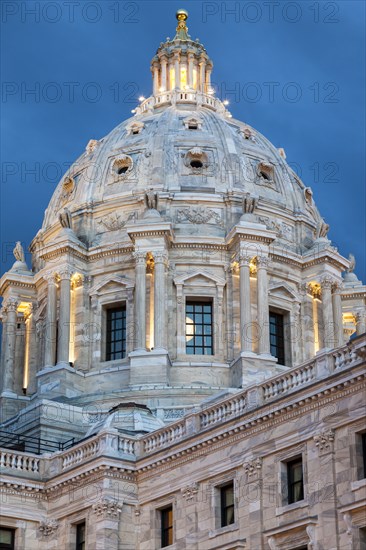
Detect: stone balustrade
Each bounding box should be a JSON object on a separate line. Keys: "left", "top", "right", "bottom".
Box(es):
{"left": 138, "top": 91, "right": 223, "bottom": 113}
{"left": 0, "top": 335, "right": 364, "bottom": 482}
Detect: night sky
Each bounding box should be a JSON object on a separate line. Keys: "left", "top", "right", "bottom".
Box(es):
{"left": 1, "top": 0, "right": 365, "bottom": 282}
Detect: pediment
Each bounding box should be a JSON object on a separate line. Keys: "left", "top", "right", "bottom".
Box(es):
{"left": 174, "top": 270, "right": 226, "bottom": 288}
{"left": 89, "top": 276, "right": 134, "bottom": 296}
{"left": 269, "top": 282, "right": 298, "bottom": 301}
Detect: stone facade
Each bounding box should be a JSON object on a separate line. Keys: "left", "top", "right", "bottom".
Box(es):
{"left": 0, "top": 10, "right": 365, "bottom": 550}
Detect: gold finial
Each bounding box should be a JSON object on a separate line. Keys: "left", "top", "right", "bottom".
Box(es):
{"left": 176, "top": 9, "right": 188, "bottom": 22}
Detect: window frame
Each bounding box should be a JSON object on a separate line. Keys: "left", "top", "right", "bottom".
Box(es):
{"left": 0, "top": 528, "right": 15, "bottom": 550}
{"left": 105, "top": 304, "right": 127, "bottom": 362}
{"left": 160, "top": 505, "right": 173, "bottom": 548}
{"left": 286, "top": 456, "right": 304, "bottom": 505}
{"left": 75, "top": 521, "right": 86, "bottom": 550}
{"left": 220, "top": 481, "right": 235, "bottom": 528}
{"left": 269, "top": 310, "right": 285, "bottom": 365}
{"left": 185, "top": 299, "right": 214, "bottom": 356}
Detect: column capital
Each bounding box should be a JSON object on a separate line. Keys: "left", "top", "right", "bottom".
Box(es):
{"left": 133, "top": 251, "right": 146, "bottom": 265}
{"left": 44, "top": 270, "right": 58, "bottom": 285}
{"left": 58, "top": 266, "right": 74, "bottom": 281}
{"left": 153, "top": 251, "right": 169, "bottom": 265}
{"left": 320, "top": 275, "right": 336, "bottom": 290}
{"left": 256, "top": 255, "right": 269, "bottom": 269}
{"left": 238, "top": 253, "right": 252, "bottom": 267}
{"left": 3, "top": 297, "right": 18, "bottom": 313}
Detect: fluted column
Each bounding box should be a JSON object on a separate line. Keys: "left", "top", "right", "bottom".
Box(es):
{"left": 321, "top": 276, "right": 335, "bottom": 350}
{"left": 152, "top": 61, "right": 159, "bottom": 96}
{"left": 332, "top": 283, "right": 344, "bottom": 348}
{"left": 2, "top": 298, "right": 18, "bottom": 393}
{"left": 160, "top": 55, "right": 167, "bottom": 91}
{"left": 134, "top": 252, "right": 147, "bottom": 351}
{"left": 58, "top": 267, "right": 73, "bottom": 364}
{"left": 199, "top": 58, "right": 206, "bottom": 92}
{"left": 355, "top": 309, "right": 366, "bottom": 336}
{"left": 239, "top": 254, "right": 252, "bottom": 353}
{"left": 25, "top": 304, "right": 38, "bottom": 394}
{"left": 174, "top": 52, "right": 180, "bottom": 90}
{"left": 154, "top": 252, "right": 168, "bottom": 351}
{"left": 44, "top": 271, "right": 57, "bottom": 367}
{"left": 257, "top": 256, "right": 270, "bottom": 355}
{"left": 187, "top": 53, "right": 194, "bottom": 88}
{"left": 205, "top": 63, "right": 213, "bottom": 93}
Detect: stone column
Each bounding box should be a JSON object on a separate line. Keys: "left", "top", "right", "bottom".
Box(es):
{"left": 2, "top": 298, "right": 18, "bottom": 393}
{"left": 300, "top": 283, "right": 315, "bottom": 362}
{"left": 321, "top": 277, "right": 335, "bottom": 350}
{"left": 44, "top": 271, "right": 58, "bottom": 367}
{"left": 205, "top": 63, "right": 213, "bottom": 93}
{"left": 239, "top": 254, "right": 253, "bottom": 353}
{"left": 25, "top": 304, "right": 38, "bottom": 394}
{"left": 355, "top": 309, "right": 366, "bottom": 336}
{"left": 152, "top": 61, "right": 159, "bottom": 96}
{"left": 199, "top": 58, "right": 206, "bottom": 92}
{"left": 154, "top": 251, "right": 168, "bottom": 351}
{"left": 57, "top": 267, "right": 73, "bottom": 364}
{"left": 187, "top": 53, "right": 194, "bottom": 88}
{"left": 0, "top": 306, "right": 7, "bottom": 391}
{"left": 134, "top": 252, "right": 146, "bottom": 351}
{"left": 160, "top": 55, "right": 167, "bottom": 91}
{"left": 257, "top": 256, "right": 270, "bottom": 355}
{"left": 332, "top": 283, "right": 344, "bottom": 348}
{"left": 174, "top": 52, "right": 180, "bottom": 90}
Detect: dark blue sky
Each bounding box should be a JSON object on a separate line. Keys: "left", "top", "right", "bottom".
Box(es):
{"left": 1, "top": 0, "right": 365, "bottom": 281}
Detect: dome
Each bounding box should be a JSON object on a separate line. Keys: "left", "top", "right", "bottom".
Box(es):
{"left": 35, "top": 13, "right": 327, "bottom": 256}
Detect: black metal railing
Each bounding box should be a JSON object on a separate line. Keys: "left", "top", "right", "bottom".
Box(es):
{"left": 0, "top": 430, "right": 75, "bottom": 455}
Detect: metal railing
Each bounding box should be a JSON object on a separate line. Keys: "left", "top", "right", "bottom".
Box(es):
{"left": 0, "top": 430, "right": 75, "bottom": 455}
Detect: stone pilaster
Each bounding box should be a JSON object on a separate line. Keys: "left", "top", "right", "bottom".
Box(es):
{"left": 321, "top": 276, "right": 335, "bottom": 350}
{"left": 300, "top": 283, "right": 315, "bottom": 362}
{"left": 24, "top": 303, "right": 38, "bottom": 394}
{"left": 355, "top": 309, "right": 366, "bottom": 336}
{"left": 2, "top": 298, "right": 18, "bottom": 394}
{"left": 57, "top": 266, "right": 73, "bottom": 364}
{"left": 332, "top": 282, "right": 344, "bottom": 348}
{"left": 256, "top": 256, "right": 270, "bottom": 356}
{"left": 134, "top": 252, "right": 147, "bottom": 351}
{"left": 44, "top": 271, "right": 58, "bottom": 367}
{"left": 153, "top": 251, "right": 168, "bottom": 351}
{"left": 91, "top": 498, "right": 122, "bottom": 550}
{"left": 239, "top": 253, "right": 253, "bottom": 353}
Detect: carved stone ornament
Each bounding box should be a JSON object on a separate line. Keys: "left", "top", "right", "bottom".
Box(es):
{"left": 343, "top": 512, "right": 353, "bottom": 536}
{"left": 86, "top": 139, "right": 98, "bottom": 154}
{"left": 13, "top": 241, "right": 26, "bottom": 263}
{"left": 317, "top": 220, "right": 329, "bottom": 239}
{"left": 347, "top": 253, "right": 356, "bottom": 273}
{"left": 145, "top": 188, "right": 158, "bottom": 210}
{"left": 59, "top": 176, "right": 75, "bottom": 208}
{"left": 267, "top": 536, "right": 279, "bottom": 550}
{"left": 313, "top": 429, "right": 335, "bottom": 454}
{"left": 306, "top": 524, "right": 317, "bottom": 548}
{"left": 242, "top": 193, "right": 258, "bottom": 214}
{"left": 176, "top": 206, "right": 224, "bottom": 228}
{"left": 4, "top": 298, "right": 18, "bottom": 313}
{"left": 92, "top": 497, "right": 123, "bottom": 518}
{"left": 243, "top": 457, "right": 262, "bottom": 477}
{"left": 98, "top": 211, "right": 136, "bottom": 232}
{"left": 59, "top": 207, "right": 72, "bottom": 229}
{"left": 181, "top": 483, "right": 199, "bottom": 502}
{"left": 38, "top": 519, "right": 59, "bottom": 537}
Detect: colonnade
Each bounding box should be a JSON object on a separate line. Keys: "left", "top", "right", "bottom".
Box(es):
{"left": 152, "top": 53, "right": 213, "bottom": 94}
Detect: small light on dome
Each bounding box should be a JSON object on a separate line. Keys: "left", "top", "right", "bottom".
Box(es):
{"left": 139, "top": 96, "right": 145, "bottom": 102}
{"left": 223, "top": 99, "right": 229, "bottom": 106}
{"left": 208, "top": 87, "right": 214, "bottom": 95}
{"left": 131, "top": 109, "right": 136, "bottom": 114}
{"left": 159, "top": 87, "right": 165, "bottom": 93}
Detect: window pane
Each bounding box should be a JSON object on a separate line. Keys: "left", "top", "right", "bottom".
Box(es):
{"left": 106, "top": 306, "right": 127, "bottom": 361}
{"left": 0, "top": 530, "right": 12, "bottom": 544}
{"left": 186, "top": 301, "right": 213, "bottom": 355}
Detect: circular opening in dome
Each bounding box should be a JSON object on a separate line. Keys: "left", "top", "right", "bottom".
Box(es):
{"left": 260, "top": 170, "right": 270, "bottom": 180}
{"left": 117, "top": 166, "right": 129, "bottom": 175}
{"left": 190, "top": 160, "right": 203, "bottom": 169}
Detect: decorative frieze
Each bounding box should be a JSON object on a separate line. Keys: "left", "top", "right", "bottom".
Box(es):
{"left": 176, "top": 206, "right": 224, "bottom": 227}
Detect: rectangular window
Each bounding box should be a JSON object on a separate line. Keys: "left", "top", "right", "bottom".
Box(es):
{"left": 186, "top": 301, "right": 213, "bottom": 355}
{"left": 106, "top": 306, "right": 126, "bottom": 361}
{"left": 287, "top": 457, "right": 304, "bottom": 504}
{"left": 220, "top": 482, "right": 235, "bottom": 527}
{"left": 160, "top": 506, "right": 173, "bottom": 548}
{"left": 0, "top": 529, "right": 15, "bottom": 550}
{"left": 76, "top": 522, "right": 86, "bottom": 550}
{"left": 269, "top": 312, "right": 285, "bottom": 364}
{"left": 362, "top": 432, "right": 366, "bottom": 478}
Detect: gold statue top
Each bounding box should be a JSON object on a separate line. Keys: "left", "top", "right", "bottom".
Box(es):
{"left": 174, "top": 9, "right": 190, "bottom": 40}
{"left": 176, "top": 9, "right": 188, "bottom": 21}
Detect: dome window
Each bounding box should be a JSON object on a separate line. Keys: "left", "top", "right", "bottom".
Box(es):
{"left": 112, "top": 155, "right": 133, "bottom": 178}
{"left": 183, "top": 116, "right": 203, "bottom": 130}
{"left": 185, "top": 147, "right": 208, "bottom": 173}
{"left": 126, "top": 121, "right": 145, "bottom": 136}
{"left": 257, "top": 162, "right": 274, "bottom": 183}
